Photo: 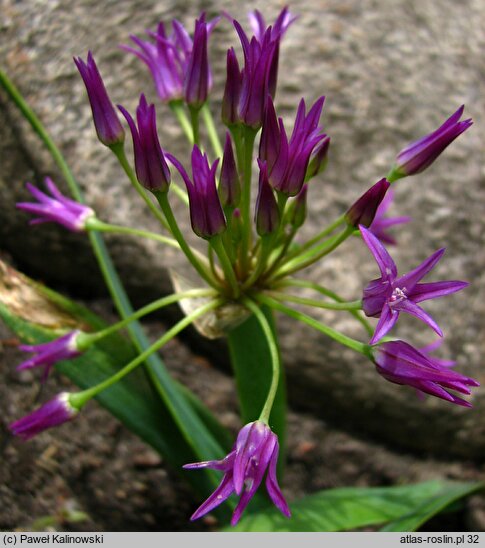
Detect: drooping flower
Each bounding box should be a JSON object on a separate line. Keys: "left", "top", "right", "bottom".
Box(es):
{"left": 372, "top": 340, "right": 479, "bottom": 407}
{"left": 345, "top": 178, "right": 390, "bottom": 228}
{"left": 360, "top": 225, "right": 469, "bottom": 344}
{"left": 118, "top": 94, "right": 171, "bottom": 192}
{"left": 167, "top": 146, "right": 226, "bottom": 239}
{"left": 368, "top": 189, "right": 411, "bottom": 245}
{"left": 17, "top": 331, "right": 83, "bottom": 382}
{"left": 260, "top": 95, "right": 327, "bottom": 196}
{"left": 184, "top": 421, "right": 290, "bottom": 526}
{"left": 255, "top": 160, "right": 280, "bottom": 236}
{"left": 74, "top": 52, "right": 125, "bottom": 147}
{"left": 9, "top": 393, "right": 78, "bottom": 440}
{"left": 389, "top": 105, "right": 472, "bottom": 180}
{"left": 121, "top": 14, "right": 218, "bottom": 104}
{"left": 16, "top": 178, "right": 95, "bottom": 232}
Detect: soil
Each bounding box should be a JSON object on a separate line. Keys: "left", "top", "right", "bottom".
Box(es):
{"left": 1, "top": 305, "right": 484, "bottom": 532}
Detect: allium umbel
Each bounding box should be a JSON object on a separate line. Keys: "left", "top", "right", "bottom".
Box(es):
{"left": 184, "top": 421, "right": 290, "bottom": 525}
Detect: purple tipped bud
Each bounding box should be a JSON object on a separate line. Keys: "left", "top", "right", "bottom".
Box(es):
{"left": 221, "top": 48, "right": 242, "bottom": 126}
{"left": 9, "top": 393, "right": 78, "bottom": 440}
{"left": 259, "top": 95, "right": 280, "bottom": 172}
{"left": 372, "top": 340, "right": 479, "bottom": 407}
{"left": 168, "top": 147, "right": 226, "bottom": 239}
{"left": 219, "top": 133, "right": 240, "bottom": 207}
{"left": 184, "top": 15, "right": 210, "bottom": 109}
{"left": 17, "top": 178, "right": 95, "bottom": 232}
{"left": 74, "top": 52, "right": 125, "bottom": 148}
{"left": 118, "top": 95, "right": 171, "bottom": 192}
{"left": 289, "top": 184, "right": 308, "bottom": 229}
{"left": 346, "top": 178, "right": 390, "bottom": 228}
{"left": 255, "top": 161, "right": 280, "bottom": 236}
{"left": 390, "top": 105, "right": 473, "bottom": 180}
{"left": 306, "top": 135, "right": 330, "bottom": 180}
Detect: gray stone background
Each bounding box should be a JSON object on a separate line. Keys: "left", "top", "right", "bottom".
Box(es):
{"left": 1, "top": 0, "right": 484, "bottom": 471}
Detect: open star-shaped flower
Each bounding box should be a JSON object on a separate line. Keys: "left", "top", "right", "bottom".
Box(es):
{"left": 360, "top": 225, "right": 468, "bottom": 344}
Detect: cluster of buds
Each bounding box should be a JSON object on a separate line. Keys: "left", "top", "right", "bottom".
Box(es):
{"left": 9, "top": 5, "right": 478, "bottom": 527}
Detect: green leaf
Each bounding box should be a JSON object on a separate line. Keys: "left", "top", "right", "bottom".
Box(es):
{"left": 227, "top": 306, "right": 286, "bottom": 449}
{"left": 381, "top": 480, "right": 484, "bottom": 532}
{"left": 0, "top": 262, "right": 231, "bottom": 508}
{"left": 227, "top": 480, "right": 483, "bottom": 532}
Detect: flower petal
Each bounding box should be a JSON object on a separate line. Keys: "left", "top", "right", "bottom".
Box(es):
{"left": 360, "top": 225, "right": 397, "bottom": 279}
{"left": 370, "top": 304, "right": 399, "bottom": 344}
{"left": 409, "top": 281, "right": 469, "bottom": 303}
{"left": 397, "top": 300, "right": 443, "bottom": 337}
{"left": 395, "top": 248, "right": 445, "bottom": 291}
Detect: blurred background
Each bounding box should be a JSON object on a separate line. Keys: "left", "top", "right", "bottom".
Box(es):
{"left": 0, "top": 0, "right": 484, "bottom": 531}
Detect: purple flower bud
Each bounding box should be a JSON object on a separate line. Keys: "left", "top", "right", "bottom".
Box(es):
{"left": 219, "top": 133, "right": 240, "bottom": 208}
{"left": 289, "top": 184, "right": 308, "bottom": 229}
{"left": 9, "top": 393, "right": 78, "bottom": 440}
{"left": 16, "top": 178, "right": 95, "bottom": 232}
{"left": 221, "top": 48, "right": 242, "bottom": 126}
{"left": 372, "top": 340, "right": 479, "bottom": 407}
{"left": 345, "top": 178, "right": 390, "bottom": 228}
{"left": 391, "top": 105, "right": 473, "bottom": 179}
{"left": 118, "top": 95, "right": 171, "bottom": 192}
{"left": 184, "top": 15, "right": 210, "bottom": 108}
{"left": 264, "top": 96, "right": 327, "bottom": 196}
{"left": 74, "top": 52, "right": 125, "bottom": 147}
{"left": 167, "top": 147, "right": 226, "bottom": 239}
{"left": 306, "top": 135, "right": 330, "bottom": 180}
{"left": 17, "top": 331, "right": 83, "bottom": 382}
{"left": 259, "top": 95, "right": 280, "bottom": 172}
{"left": 184, "top": 421, "right": 290, "bottom": 526}
{"left": 122, "top": 15, "right": 218, "bottom": 104}
{"left": 360, "top": 225, "right": 469, "bottom": 344}
{"left": 368, "top": 189, "right": 411, "bottom": 245}
{"left": 255, "top": 160, "right": 280, "bottom": 236}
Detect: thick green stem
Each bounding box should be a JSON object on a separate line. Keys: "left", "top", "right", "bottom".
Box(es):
{"left": 112, "top": 145, "right": 170, "bottom": 231}
{"left": 201, "top": 103, "right": 223, "bottom": 158}
{"left": 257, "top": 293, "right": 370, "bottom": 356}
{"left": 242, "top": 299, "right": 280, "bottom": 424}
{"left": 275, "top": 278, "right": 374, "bottom": 335}
{"left": 169, "top": 100, "right": 194, "bottom": 143}
{"left": 71, "top": 299, "right": 223, "bottom": 408}
{"left": 155, "top": 192, "right": 218, "bottom": 288}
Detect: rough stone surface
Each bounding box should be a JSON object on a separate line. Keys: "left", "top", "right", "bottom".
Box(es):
{"left": 1, "top": 0, "right": 484, "bottom": 461}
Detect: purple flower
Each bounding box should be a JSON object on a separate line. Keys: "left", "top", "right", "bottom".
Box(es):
{"left": 345, "top": 178, "right": 391, "bottom": 228}
{"left": 219, "top": 133, "right": 240, "bottom": 208}
{"left": 360, "top": 225, "right": 469, "bottom": 344}
{"left": 260, "top": 96, "right": 327, "bottom": 196}
{"left": 17, "top": 178, "right": 95, "bottom": 232}
{"left": 118, "top": 94, "right": 171, "bottom": 192}
{"left": 74, "top": 52, "right": 125, "bottom": 147}
{"left": 167, "top": 146, "right": 226, "bottom": 239}
{"left": 373, "top": 340, "right": 479, "bottom": 407}
{"left": 390, "top": 105, "right": 472, "bottom": 179}
{"left": 255, "top": 160, "right": 280, "bottom": 236}
{"left": 122, "top": 15, "right": 218, "bottom": 104}
{"left": 17, "top": 331, "right": 82, "bottom": 382}
{"left": 9, "top": 393, "right": 78, "bottom": 440}
{"left": 221, "top": 48, "right": 242, "bottom": 126}
{"left": 184, "top": 421, "right": 290, "bottom": 526}
{"left": 368, "top": 189, "right": 411, "bottom": 245}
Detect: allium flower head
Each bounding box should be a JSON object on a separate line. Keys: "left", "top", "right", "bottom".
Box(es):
{"left": 368, "top": 189, "right": 411, "bottom": 245}
{"left": 373, "top": 340, "right": 479, "bottom": 407}
{"left": 168, "top": 147, "right": 226, "bottom": 239}
{"left": 9, "top": 393, "right": 78, "bottom": 440}
{"left": 122, "top": 14, "right": 218, "bottom": 104}
{"left": 74, "top": 52, "right": 125, "bottom": 147}
{"left": 390, "top": 105, "right": 472, "bottom": 179}
{"left": 261, "top": 95, "right": 327, "bottom": 196}
{"left": 17, "top": 331, "right": 82, "bottom": 382}
{"left": 360, "top": 225, "right": 469, "bottom": 344}
{"left": 118, "top": 94, "right": 171, "bottom": 192}
{"left": 184, "top": 421, "right": 290, "bottom": 526}
{"left": 17, "top": 178, "right": 95, "bottom": 232}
